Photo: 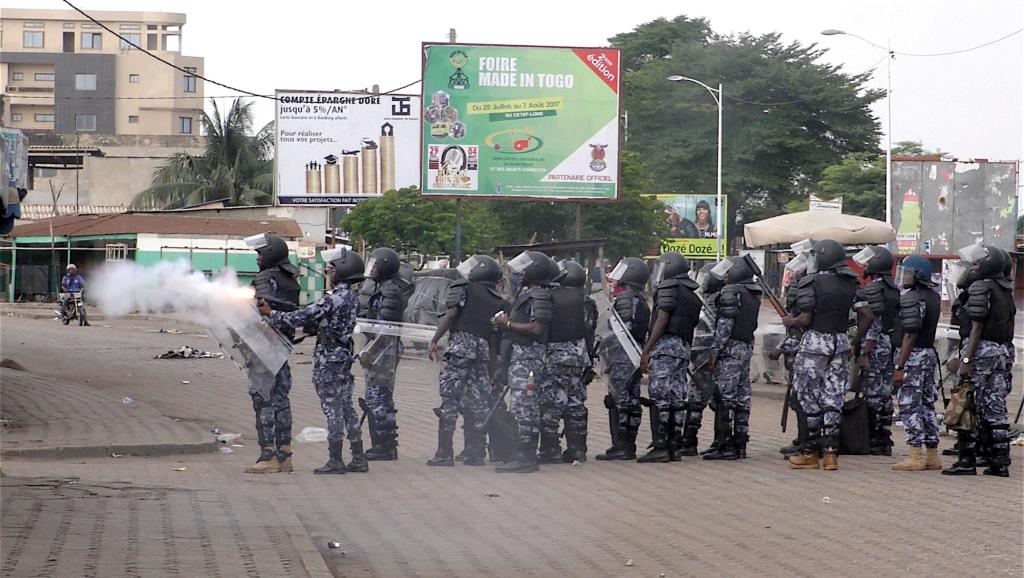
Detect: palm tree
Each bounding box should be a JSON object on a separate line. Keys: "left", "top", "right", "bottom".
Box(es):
{"left": 131, "top": 98, "right": 274, "bottom": 209}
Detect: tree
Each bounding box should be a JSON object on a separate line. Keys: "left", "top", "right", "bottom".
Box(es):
{"left": 131, "top": 98, "right": 274, "bottom": 209}
{"left": 812, "top": 152, "right": 885, "bottom": 219}
{"left": 611, "top": 17, "right": 883, "bottom": 232}
{"left": 891, "top": 140, "right": 940, "bottom": 157}
{"left": 342, "top": 187, "right": 502, "bottom": 256}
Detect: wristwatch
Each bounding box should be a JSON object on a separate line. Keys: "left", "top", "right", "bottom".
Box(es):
{"left": 961, "top": 356, "right": 971, "bottom": 365}
{"left": 893, "top": 363, "right": 903, "bottom": 371}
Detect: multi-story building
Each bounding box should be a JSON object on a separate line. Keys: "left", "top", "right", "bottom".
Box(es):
{"left": 0, "top": 8, "right": 204, "bottom": 137}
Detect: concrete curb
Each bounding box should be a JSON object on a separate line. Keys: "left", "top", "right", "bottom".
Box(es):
{"left": 1, "top": 439, "right": 220, "bottom": 459}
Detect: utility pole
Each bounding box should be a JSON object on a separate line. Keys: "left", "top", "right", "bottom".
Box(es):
{"left": 450, "top": 27, "right": 463, "bottom": 264}
{"left": 49, "top": 180, "right": 64, "bottom": 299}
{"left": 75, "top": 130, "right": 81, "bottom": 213}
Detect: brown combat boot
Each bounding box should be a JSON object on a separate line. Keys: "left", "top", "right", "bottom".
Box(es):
{"left": 924, "top": 447, "right": 943, "bottom": 471}
{"left": 892, "top": 447, "right": 927, "bottom": 471}
{"left": 822, "top": 451, "right": 838, "bottom": 471}
{"left": 245, "top": 447, "right": 281, "bottom": 474}
{"left": 788, "top": 451, "right": 820, "bottom": 469}
{"left": 276, "top": 445, "right": 294, "bottom": 473}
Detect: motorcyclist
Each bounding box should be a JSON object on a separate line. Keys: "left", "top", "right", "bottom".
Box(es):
{"left": 60, "top": 264, "right": 86, "bottom": 323}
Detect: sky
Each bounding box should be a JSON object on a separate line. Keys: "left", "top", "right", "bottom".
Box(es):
{"left": 8, "top": 0, "right": 1024, "bottom": 164}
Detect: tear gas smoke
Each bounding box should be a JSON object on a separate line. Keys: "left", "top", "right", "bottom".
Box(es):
{"left": 93, "top": 260, "right": 256, "bottom": 325}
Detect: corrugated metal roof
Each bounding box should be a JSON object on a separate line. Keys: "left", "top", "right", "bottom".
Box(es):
{"left": 5, "top": 213, "right": 304, "bottom": 240}
{"left": 19, "top": 204, "right": 127, "bottom": 221}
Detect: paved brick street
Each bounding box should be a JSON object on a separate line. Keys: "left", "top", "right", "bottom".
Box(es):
{"left": 2, "top": 313, "right": 1022, "bottom": 577}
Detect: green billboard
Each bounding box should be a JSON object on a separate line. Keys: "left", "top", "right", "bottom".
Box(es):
{"left": 420, "top": 43, "right": 620, "bottom": 199}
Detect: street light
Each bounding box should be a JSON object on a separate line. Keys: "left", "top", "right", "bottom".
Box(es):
{"left": 821, "top": 29, "right": 894, "bottom": 226}
{"left": 667, "top": 75, "right": 724, "bottom": 260}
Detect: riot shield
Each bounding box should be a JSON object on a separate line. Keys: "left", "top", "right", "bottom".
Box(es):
{"left": 207, "top": 304, "right": 293, "bottom": 401}
{"left": 597, "top": 308, "right": 642, "bottom": 380}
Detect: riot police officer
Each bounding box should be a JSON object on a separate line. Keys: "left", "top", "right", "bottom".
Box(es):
{"left": 260, "top": 247, "right": 368, "bottom": 474}
{"left": 361, "top": 247, "right": 414, "bottom": 461}
{"left": 243, "top": 233, "right": 301, "bottom": 474}
{"left": 638, "top": 252, "right": 701, "bottom": 463}
{"left": 890, "top": 255, "right": 943, "bottom": 471}
{"left": 493, "top": 250, "right": 557, "bottom": 473}
{"left": 783, "top": 239, "right": 859, "bottom": 471}
{"left": 596, "top": 257, "right": 650, "bottom": 461}
{"left": 775, "top": 247, "right": 811, "bottom": 458}
{"left": 953, "top": 243, "right": 1015, "bottom": 477}
{"left": 682, "top": 263, "right": 723, "bottom": 456}
{"left": 427, "top": 255, "right": 508, "bottom": 467}
{"left": 703, "top": 256, "right": 762, "bottom": 461}
{"left": 851, "top": 246, "right": 900, "bottom": 456}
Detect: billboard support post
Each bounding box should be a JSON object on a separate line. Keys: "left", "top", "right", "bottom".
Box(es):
{"left": 455, "top": 198, "right": 462, "bottom": 263}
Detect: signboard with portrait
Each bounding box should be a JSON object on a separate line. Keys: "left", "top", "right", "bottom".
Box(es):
{"left": 644, "top": 193, "right": 728, "bottom": 258}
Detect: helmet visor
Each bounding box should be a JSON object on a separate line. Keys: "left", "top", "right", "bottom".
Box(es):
{"left": 852, "top": 247, "right": 878, "bottom": 267}
{"left": 894, "top": 265, "right": 917, "bottom": 288}
{"left": 321, "top": 247, "right": 345, "bottom": 263}
{"left": 957, "top": 243, "right": 987, "bottom": 264}
{"left": 651, "top": 261, "right": 667, "bottom": 287}
{"left": 790, "top": 239, "right": 814, "bottom": 254}
{"left": 608, "top": 261, "right": 630, "bottom": 282}
{"left": 710, "top": 258, "right": 734, "bottom": 281}
{"left": 363, "top": 257, "right": 378, "bottom": 278}
{"left": 456, "top": 256, "right": 482, "bottom": 279}
{"left": 785, "top": 253, "right": 809, "bottom": 275}
{"left": 508, "top": 251, "right": 536, "bottom": 275}
{"left": 244, "top": 233, "right": 270, "bottom": 249}
{"left": 946, "top": 260, "right": 970, "bottom": 291}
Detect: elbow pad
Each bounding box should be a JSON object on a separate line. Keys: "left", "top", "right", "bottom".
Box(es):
{"left": 717, "top": 285, "right": 741, "bottom": 319}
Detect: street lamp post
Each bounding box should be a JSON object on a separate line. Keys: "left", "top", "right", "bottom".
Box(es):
{"left": 821, "top": 29, "right": 893, "bottom": 225}
{"left": 667, "top": 75, "right": 724, "bottom": 260}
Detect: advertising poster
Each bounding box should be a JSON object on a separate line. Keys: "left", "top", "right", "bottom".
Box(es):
{"left": 891, "top": 159, "right": 1017, "bottom": 254}
{"left": 275, "top": 91, "right": 421, "bottom": 206}
{"left": 420, "top": 43, "right": 620, "bottom": 199}
{"left": 644, "top": 193, "right": 728, "bottom": 258}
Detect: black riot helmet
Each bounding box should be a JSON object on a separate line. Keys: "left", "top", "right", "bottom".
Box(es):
{"left": 608, "top": 257, "right": 649, "bottom": 290}
{"left": 651, "top": 251, "right": 691, "bottom": 286}
{"left": 456, "top": 254, "right": 502, "bottom": 284}
{"left": 696, "top": 262, "right": 725, "bottom": 296}
{"left": 710, "top": 255, "right": 753, "bottom": 284}
{"left": 245, "top": 233, "right": 290, "bottom": 271}
{"left": 365, "top": 247, "right": 401, "bottom": 281}
{"left": 959, "top": 243, "right": 1003, "bottom": 280}
{"left": 508, "top": 250, "right": 558, "bottom": 286}
{"left": 322, "top": 246, "right": 365, "bottom": 285}
{"left": 555, "top": 259, "right": 587, "bottom": 288}
{"left": 991, "top": 247, "right": 1013, "bottom": 280}
{"left": 852, "top": 245, "right": 894, "bottom": 276}
{"left": 810, "top": 239, "right": 846, "bottom": 273}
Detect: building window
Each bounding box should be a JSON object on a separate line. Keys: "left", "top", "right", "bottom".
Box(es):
{"left": 119, "top": 23, "right": 142, "bottom": 30}
{"left": 34, "top": 167, "right": 58, "bottom": 178}
{"left": 76, "top": 114, "right": 97, "bottom": 132}
{"left": 147, "top": 24, "right": 158, "bottom": 31}
{"left": 12, "top": 113, "right": 22, "bottom": 122}
{"left": 12, "top": 72, "right": 24, "bottom": 81}
{"left": 35, "top": 73, "right": 56, "bottom": 82}
{"left": 35, "top": 114, "right": 55, "bottom": 123}
{"left": 119, "top": 33, "right": 141, "bottom": 49}
{"left": 183, "top": 67, "right": 197, "bottom": 93}
{"left": 128, "top": 115, "right": 139, "bottom": 124}
{"left": 179, "top": 117, "right": 193, "bottom": 134}
{"left": 23, "top": 31, "right": 44, "bottom": 48}
{"left": 129, "top": 73, "right": 140, "bottom": 83}
{"left": 75, "top": 73, "right": 97, "bottom": 91}
{"left": 81, "top": 32, "right": 102, "bottom": 49}
{"left": 147, "top": 34, "right": 158, "bottom": 50}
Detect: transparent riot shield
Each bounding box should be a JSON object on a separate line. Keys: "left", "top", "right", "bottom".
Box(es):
{"left": 597, "top": 308, "right": 642, "bottom": 381}
{"left": 207, "top": 304, "right": 293, "bottom": 401}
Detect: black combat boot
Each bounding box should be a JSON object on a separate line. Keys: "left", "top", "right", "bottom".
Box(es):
{"left": 942, "top": 441, "right": 961, "bottom": 456}
{"left": 733, "top": 410, "right": 750, "bottom": 459}
{"left": 702, "top": 411, "right": 723, "bottom": 456}
{"left": 463, "top": 425, "right": 486, "bottom": 466}
{"left": 597, "top": 424, "right": 635, "bottom": 460}
{"left": 366, "top": 427, "right": 398, "bottom": 461}
{"left": 537, "top": 433, "right": 562, "bottom": 464}
{"left": 345, "top": 440, "right": 369, "bottom": 473}
{"left": 562, "top": 433, "right": 588, "bottom": 463}
{"left": 496, "top": 434, "right": 540, "bottom": 473}
{"left": 872, "top": 426, "right": 893, "bottom": 456}
{"left": 982, "top": 426, "right": 1010, "bottom": 477}
{"left": 427, "top": 428, "right": 455, "bottom": 466}
{"left": 637, "top": 413, "right": 671, "bottom": 463}
{"left": 679, "top": 407, "right": 701, "bottom": 457}
{"left": 704, "top": 410, "right": 738, "bottom": 460}
{"left": 314, "top": 440, "right": 347, "bottom": 474}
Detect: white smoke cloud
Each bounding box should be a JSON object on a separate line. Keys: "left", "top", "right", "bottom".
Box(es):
{"left": 92, "top": 260, "right": 255, "bottom": 324}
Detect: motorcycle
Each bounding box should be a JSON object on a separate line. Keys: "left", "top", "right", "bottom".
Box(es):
{"left": 60, "top": 291, "right": 89, "bottom": 326}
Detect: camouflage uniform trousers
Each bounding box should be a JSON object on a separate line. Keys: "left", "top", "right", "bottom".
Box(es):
{"left": 437, "top": 353, "right": 491, "bottom": 434}
{"left": 861, "top": 333, "right": 894, "bottom": 427}
{"left": 250, "top": 362, "right": 293, "bottom": 450}
{"left": 647, "top": 335, "right": 690, "bottom": 434}
{"left": 684, "top": 348, "right": 716, "bottom": 432}
{"left": 971, "top": 341, "right": 1010, "bottom": 452}
{"left": 364, "top": 336, "right": 402, "bottom": 439}
{"left": 1005, "top": 343, "right": 1015, "bottom": 395}
{"left": 896, "top": 348, "right": 939, "bottom": 448}
{"left": 542, "top": 339, "right": 589, "bottom": 438}
{"left": 608, "top": 357, "right": 642, "bottom": 432}
{"left": 314, "top": 358, "right": 361, "bottom": 443}
{"left": 713, "top": 339, "right": 754, "bottom": 438}
{"left": 509, "top": 343, "right": 546, "bottom": 445}
{"left": 793, "top": 330, "right": 851, "bottom": 448}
